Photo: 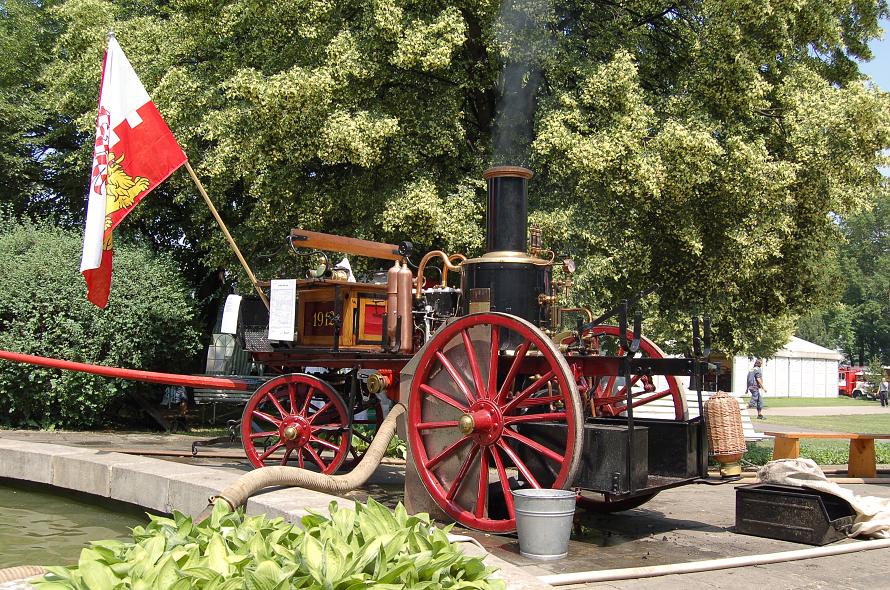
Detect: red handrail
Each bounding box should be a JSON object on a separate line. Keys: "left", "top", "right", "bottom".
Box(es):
{"left": 0, "top": 349, "right": 251, "bottom": 391}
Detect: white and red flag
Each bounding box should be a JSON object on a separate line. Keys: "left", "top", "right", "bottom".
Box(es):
{"left": 80, "top": 33, "right": 187, "bottom": 308}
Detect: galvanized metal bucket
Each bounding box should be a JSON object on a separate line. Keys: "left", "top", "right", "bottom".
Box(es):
{"left": 512, "top": 488, "right": 576, "bottom": 560}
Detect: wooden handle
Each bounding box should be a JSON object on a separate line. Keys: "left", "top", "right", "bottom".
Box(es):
{"left": 290, "top": 229, "right": 402, "bottom": 261}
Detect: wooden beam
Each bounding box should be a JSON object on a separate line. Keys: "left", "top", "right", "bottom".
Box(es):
{"left": 290, "top": 229, "right": 402, "bottom": 261}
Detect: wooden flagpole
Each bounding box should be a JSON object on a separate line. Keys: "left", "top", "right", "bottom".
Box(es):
{"left": 184, "top": 160, "right": 270, "bottom": 310}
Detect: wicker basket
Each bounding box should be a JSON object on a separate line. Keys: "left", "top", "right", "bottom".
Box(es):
{"left": 704, "top": 391, "right": 746, "bottom": 477}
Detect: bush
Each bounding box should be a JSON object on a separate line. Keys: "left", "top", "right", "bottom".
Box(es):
{"left": 0, "top": 218, "right": 201, "bottom": 428}
{"left": 35, "top": 499, "right": 506, "bottom": 590}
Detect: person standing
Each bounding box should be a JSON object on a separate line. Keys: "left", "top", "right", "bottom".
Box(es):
{"left": 747, "top": 358, "right": 767, "bottom": 419}
{"left": 879, "top": 376, "right": 889, "bottom": 408}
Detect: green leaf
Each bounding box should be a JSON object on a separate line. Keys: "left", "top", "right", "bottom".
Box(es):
{"left": 246, "top": 560, "right": 284, "bottom": 590}
{"left": 78, "top": 560, "right": 117, "bottom": 590}
{"left": 206, "top": 533, "right": 232, "bottom": 576}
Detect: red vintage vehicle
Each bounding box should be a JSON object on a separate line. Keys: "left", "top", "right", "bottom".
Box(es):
{"left": 215, "top": 166, "right": 713, "bottom": 533}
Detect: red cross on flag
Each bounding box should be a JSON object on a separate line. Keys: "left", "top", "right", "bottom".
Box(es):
{"left": 80, "top": 33, "right": 187, "bottom": 308}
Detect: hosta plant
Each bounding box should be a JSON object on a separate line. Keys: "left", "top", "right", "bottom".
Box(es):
{"left": 34, "top": 498, "right": 505, "bottom": 590}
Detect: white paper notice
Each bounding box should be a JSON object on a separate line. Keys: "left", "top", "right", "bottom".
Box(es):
{"left": 220, "top": 294, "right": 242, "bottom": 334}
{"left": 268, "top": 279, "right": 297, "bottom": 341}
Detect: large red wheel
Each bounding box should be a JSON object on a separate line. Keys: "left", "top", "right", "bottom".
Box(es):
{"left": 408, "top": 312, "right": 583, "bottom": 533}
{"left": 570, "top": 325, "right": 687, "bottom": 421}
{"left": 241, "top": 373, "right": 350, "bottom": 473}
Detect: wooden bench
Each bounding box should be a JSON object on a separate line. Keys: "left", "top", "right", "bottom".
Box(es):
{"left": 765, "top": 431, "right": 890, "bottom": 478}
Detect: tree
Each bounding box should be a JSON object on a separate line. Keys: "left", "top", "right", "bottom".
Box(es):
{"left": 830, "top": 183, "right": 890, "bottom": 364}
{"left": 6, "top": 0, "right": 890, "bottom": 357}
{"left": 0, "top": 216, "right": 201, "bottom": 428}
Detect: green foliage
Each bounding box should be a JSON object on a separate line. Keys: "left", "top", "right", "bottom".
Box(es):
{"left": 0, "top": 218, "right": 201, "bottom": 429}
{"left": 351, "top": 427, "right": 407, "bottom": 460}
{"left": 2, "top": 0, "right": 890, "bottom": 357}
{"left": 34, "top": 499, "right": 506, "bottom": 590}
{"left": 744, "top": 440, "right": 890, "bottom": 467}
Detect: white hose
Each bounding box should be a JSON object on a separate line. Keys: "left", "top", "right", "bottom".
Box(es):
{"left": 539, "top": 536, "right": 890, "bottom": 585}
{"left": 197, "top": 403, "right": 405, "bottom": 522}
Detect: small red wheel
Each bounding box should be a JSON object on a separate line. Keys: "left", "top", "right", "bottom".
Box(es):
{"left": 241, "top": 373, "right": 350, "bottom": 473}
{"left": 407, "top": 312, "right": 583, "bottom": 533}
{"left": 570, "top": 325, "right": 687, "bottom": 421}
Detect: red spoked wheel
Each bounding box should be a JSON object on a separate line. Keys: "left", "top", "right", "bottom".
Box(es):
{"left": 241, "top": 373, "right": 350, "bottom": 473}
{"left": 570, "top": 325, "right": 687, "bottom": 421}
{"left": 407, "top": 312, "right": 583, "bottom": 533}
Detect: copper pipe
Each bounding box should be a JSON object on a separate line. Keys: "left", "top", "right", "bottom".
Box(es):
{"left": 386, "top": 260, "right": 400, "bottom": 348}
{"left": 414, "top": 250, "right": 465, "bottom": 299}
{"left": 398, "top": 262, "right": 414, "bottom": 353}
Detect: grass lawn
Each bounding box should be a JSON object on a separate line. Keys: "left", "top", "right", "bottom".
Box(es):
{"left": 743, "top": 395, "right": 872, "bottom": 408}
{"left": 757, "top": 413, "right": 890, "bottom": 433}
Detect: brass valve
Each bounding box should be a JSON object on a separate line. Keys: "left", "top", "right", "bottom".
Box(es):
{"left": 538, "top": 293, "right": 558, "bottom": 306}
{"left": 367, "top": 372, "right": 391, "bottom": 394}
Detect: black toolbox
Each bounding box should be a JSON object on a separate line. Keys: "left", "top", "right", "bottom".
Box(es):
{"left": 735, "top": 484, "right": 856, "bottom": 545}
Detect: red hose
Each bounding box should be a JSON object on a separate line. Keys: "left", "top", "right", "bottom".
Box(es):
{"left": 0, "top": 349, "right": 251, "bottom": 391}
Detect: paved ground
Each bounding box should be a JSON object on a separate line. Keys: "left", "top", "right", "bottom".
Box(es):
{"left": 3, "top": 427, "right": 890, "bottom": 589}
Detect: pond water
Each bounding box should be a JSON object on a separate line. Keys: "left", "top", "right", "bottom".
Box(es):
{"left": 0, "top": 479, "right": 147, "bottom": 568}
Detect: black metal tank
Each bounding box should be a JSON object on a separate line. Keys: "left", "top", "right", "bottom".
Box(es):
{"left": 460, "top": 166, "right": 551, "bottom": 329}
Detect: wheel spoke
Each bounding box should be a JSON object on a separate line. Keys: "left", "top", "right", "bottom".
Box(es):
{"left": 504, "top": 412, "right": 566, "bottom": 425}
{"left": 496, "top": 339, "right": 531, "bottom": 403}
{"left": 308, "top": 401, "right": 333, "bottom": 424}
{"left": 435, "top": 350, "right": 477, "bottom": 404}
{"left": 417, "top": 420, "right": 459, "bottom": 431}
{"left": 267, "top": 392, "right": 288, "bottom": 418}
{"left": 249, "top": 430, "right": 278, "bottom": 439}
{"left": 298, "top": 448, "right": 305, "bottom": 468}
{"left": 419, "top": 383, "right": 469, "bottom": 412}
{"left": 305, "top": 445, "right": 329, "bottom": 472}
{"left": 461, "top": 329, "right": 486, "bottom": 401}
{"left": 488, "top": 325, "right": 499, "bottom": 400}
{"left": 503, "top": 370, "right": 556, "bottom": 414}
{"left": 503, "top": 429, "right": 566, "bottom": 465}
{"left": 258, "top": 440, "right": 285, "bottom": 462}
{"left": 475, "top": 448, "right": 489, "bottom": 518}
{"left": 596, "top": 376, "right": 617, "bottom": 400}
{"left": 280, "top": 447, "right": 294, "bottom": 466}
{"left": 251, "top": 409, "right": 281, "bottom": 427}
{"left": 496, "top": 440, "right": 542, "bottom": 488}
{"left": 288, "top": 383, "right": 297, "bottom": 414}
{"left": 300, "top": 387, "right": 313, "bottom": 416}
{"left": 490, "top": 447, "right": 515, "bottom": 519}
{"left": 446, "top": 444, "right": 480, "bottom": 501}
{"left": 425, "top": 436, "right": 471, "bottom": 470}
{"left": 310, "top": 435, "right": 341, "bottom": 452}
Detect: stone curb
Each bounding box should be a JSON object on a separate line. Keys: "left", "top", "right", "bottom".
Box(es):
{"left": 0, "top": 438, "right": 552, "bottom": 589}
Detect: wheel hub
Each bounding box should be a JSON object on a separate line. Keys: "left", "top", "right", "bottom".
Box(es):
{"left": 459, "top": 399, "right": 503, "bottom": 446}
{"left": 280, "top": 416, "right": 311, "bottom": 446}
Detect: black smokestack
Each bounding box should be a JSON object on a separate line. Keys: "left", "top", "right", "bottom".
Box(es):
{"left": 484, "top": 166, "right": 533, "bottom": 253}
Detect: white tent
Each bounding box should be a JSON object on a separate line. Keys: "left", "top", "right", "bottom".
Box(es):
{"left": 731, "top": 337, "right": 843, "bottom": 398}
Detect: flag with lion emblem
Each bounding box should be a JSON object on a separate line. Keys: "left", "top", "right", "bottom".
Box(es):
{"left": 80, "top": 33, "right": 187, "bottom": 308}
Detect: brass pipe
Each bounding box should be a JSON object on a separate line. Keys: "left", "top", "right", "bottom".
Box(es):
{"left": 415, "top": 251, "right": 465, "bottom": 299}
